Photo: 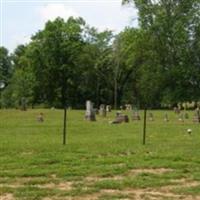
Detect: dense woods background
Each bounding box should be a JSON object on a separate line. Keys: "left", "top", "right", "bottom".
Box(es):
{"left": 0, "top": 0, "right": 200, "bottom": 109}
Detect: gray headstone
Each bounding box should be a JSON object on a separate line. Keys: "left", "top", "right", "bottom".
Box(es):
{"left": 21, "top": 97, "right": 27, "bottom": 111}
{"left": 37, "top": 113, "right": 44, "bottom": 122}
{"left": 164, "top": 113, "right": 169, "bottom": 122}
{"left": 148, "top": 112, "right": 154, "bottom": 121}
{"left": 178, "top": 114, "right": 184, "bottom": 122}
{"left": 99, "top": 104, "right": 106, "bottom": 117}
{"left": 85, "top": 100, "right": 96, "bottom": 121}
{"left": 193, "top": 108, "right": 200, "bottom": 123}
{"left": 125, "top": 104, "right": 132, "bottom": 111}
{"left": 184, "top": 113, "right": 189, "bottom": 119}
{"left": 106, "top": 105, "right": 111, "bottom": 112}
{"left": 111, "top": 113, "right": 129, "bottom": 124}
{"left": 132, "top": 111, "right": 140, "bottom": 121}
{"left": 174, "top": 107, "right": 180, "bottom": 114}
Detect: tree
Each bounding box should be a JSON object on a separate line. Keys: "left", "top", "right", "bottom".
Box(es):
{"left": 113, "top": 28, "right": 144, "bottom": 108}
{"left": 1, "top": 45, "right": 36, "bottom": 109}
{"left": 29, "top": 17, "right": 86, "bottom": 108}
{"left": 123, "top": 0, "right": 200, "bottom": 105}
{"left": 72, "top": 26, "right": 113, "bottom": 107}
{"left": 29, "top": 17, "right": 87, "bottom": 144}
{"left": 0, "top": 47, "right": 12, "bottom": 84}
{"left": 0, "top": 47, "right": 12, "bottom": 107}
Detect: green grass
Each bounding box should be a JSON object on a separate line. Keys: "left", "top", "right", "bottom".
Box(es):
{"left": 0, "top": 109, "right": 200, "bottom": 199}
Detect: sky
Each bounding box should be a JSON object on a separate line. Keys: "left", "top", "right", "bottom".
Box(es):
{"left": 1, "top": 0, "right": 138, "bottom": 52}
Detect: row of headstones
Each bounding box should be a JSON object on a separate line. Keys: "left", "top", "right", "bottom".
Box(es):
{"left": 112, "top": 111, "right": 200, "bottom": 123}
{"left": 173, "top": 107, "right": 200, "bottom": 122}
{"left": 85, "top": 101, "right": 200, "bottom": 123}
{"left": 85, "top": 101, "right": 111, "bottom": 121}
{"left": 85, "top": 104, "right": 138, "bottom": 123}
{"left": 149, "top": 112, "right": 200, "bottom": 122}
{"left": 137, "top": 111, "right": 200, "bottom": 123}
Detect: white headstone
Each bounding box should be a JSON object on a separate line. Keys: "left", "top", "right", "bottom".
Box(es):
{"left": 85, "top": 100, "right": 96, "bottom": 121}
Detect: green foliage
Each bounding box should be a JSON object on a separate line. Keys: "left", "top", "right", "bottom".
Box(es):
{"left": 1, "top": 1, "right": 200, "bottom": 108}
{"left": 0, "top": 47, "right": 12, "bottom": 83}
{"left": 1, "top": 45, "right": 36, "bottom": 108}
{"left": 30, "top": 17, "right": 86, "bottom": 107}
{"left": 112, "top": 28, "right": 143, "bottom": 106}
{"left": 123, "top": 0, "right": 200, "bottom": 105}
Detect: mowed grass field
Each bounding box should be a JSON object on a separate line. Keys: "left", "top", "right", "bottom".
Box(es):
{"left": 1, "top": 109, "right": 200, "bottom": 200}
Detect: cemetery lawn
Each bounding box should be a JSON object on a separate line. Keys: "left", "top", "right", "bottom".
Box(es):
{"left": 1, "top": 109, "right": 200, "bottom": 200}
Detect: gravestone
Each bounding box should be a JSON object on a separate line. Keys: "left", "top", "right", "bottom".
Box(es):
{"left": 193, "top": 108, "right": 200, "bottom": 123}
{"left": 120, "top": 106, "right": 123, "bottom": 110}
{"left": 85, "top": 100, "right": 96, "bottom": 121}
{"left": 110, "top": 112, "right": 129, "bottom": 124}
{"left": 174, "top": 107, "right": 180, "bottom": 114}
{"left": 116, "top": 111, "right": 122, "bottom": 116}
{"left": 132, "top": 111, "right": 141, "bottom": 121}
{"left": 99, "top": 104, "right": 106, "bottom": 117}
{"left": 37, "top": 113, "right": 44, "bottom": 122}
{"left": 184, "top": 113, "right": 189, "bottom": 119}
{"left": 94, "top": 108, "right": 99, "bottom": 115}
{"left": 148, "top": 112, "right": 154, "bottom": 121}
{"left": 164, "top": 113, "right": 169, "bottom": 122}
{"left": 178, "top": 114, "right": 184, "bottom": 122}
{"left": 106, "top": 105, "right": 111, "bottom": 112}
{"left": 125, "top": 104, "right": 132, "bottom": 111}
{"left": 21, "top": 97, "right": 27, "bottom": 111}
{"left": 197, "top": 108, "right": 200, "bottom": 122}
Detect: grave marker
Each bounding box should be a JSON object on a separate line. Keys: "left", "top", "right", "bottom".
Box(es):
{"left": 99, "top": 104, "right": 106, "bottom": 117}
{"left": 193, "top": 108, "right": 200, "bottom": 123}
{"left": 164, "top": 113, "right": 169, "bottom": 122}
{"left": 184, "top": 112, "right": 189, "bottom": 119}
{"left": 132, "top": 111, "right": 141, "bottom": 121}
{"left": 125, "top": 104, "right": 132, "bottom": 111}
{"left": 178, "top": 114, "right": 184, "bottom": 122}
{"left": 110, "top": 112, "right": 129, "bottom": 124}
{"left": 85, "top": 100, "right": 96, "bottom": 121}
{"left": 148, "top": 112, "right": 154, "bottom": 121}
{"left": 106, "top": 105, "right": 111, "bottom": 112}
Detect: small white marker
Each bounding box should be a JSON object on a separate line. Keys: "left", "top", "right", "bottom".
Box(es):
{"left": 187, "top": 129, "right": 192, "bottom": 134}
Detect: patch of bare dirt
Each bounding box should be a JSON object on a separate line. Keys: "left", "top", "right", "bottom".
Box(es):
{"left": 118, "top": 151, "right": 135, "bottom": 156}
{"left": 50, "top": 174, "right": 57, "bottom": 179}
{"left": 72, "top": 196, "right": 98, "bottom": 200}
{"left": 99, "top": 188, "right": 181, "bottom": 200}
{"left": 2, "top": 172, "right": 200, "bottom": 200}
{"left": 1, "top": 181, "right": 72, "bottom": 191}
{"left": 134, "top": 189, "right": 183, "bottom": 200}
{"left": 37, "top": 182, "right": 72, "bottom": 191}
{"left": 128, "top": 168, "right": 173, "bottom": 175}
{"left": 160, "top": 178, "right": 200, "bottom": 191}
{"left": 16, "top": 176, "right": 48, "bottom": 183}
{"left": 85, "top": 168, "right": 173, "bottom": 183}
{"left": 71, "top": 178, "right": 200, "bottom": 200}
{"left": 0, "top": 193, "right": 15, "bottom": 200}
{"left": 0, "top": 183, "right": 21, "bottom": 188}
{"left": 21, "top": 151, "right": 33, "bottom": 156}
{"left": 0, "top": 176, "right": 50, "bottom": 189}
{"left": 111, "top": 163, "right": 126, "bottom": 167}
{"left": 42, "top": 198, "right": 73, "bottom": 200}
{"left": 85, "top": 175, "right": 123, "bottom": 182}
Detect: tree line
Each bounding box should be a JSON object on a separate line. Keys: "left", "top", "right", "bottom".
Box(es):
{"left": 0, "top": 0, "right": 200, "bottom": 109}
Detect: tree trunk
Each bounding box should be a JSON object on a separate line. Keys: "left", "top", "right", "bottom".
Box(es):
{"left": 143, "top": 107, "right": 147, "bottom": 145}
{"left": 63, "top": 106, "right": 67, "bottom": 145}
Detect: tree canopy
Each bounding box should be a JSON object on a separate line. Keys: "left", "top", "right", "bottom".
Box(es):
{"left": 1, "top": 0, "right": 200, "bottom": 109}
